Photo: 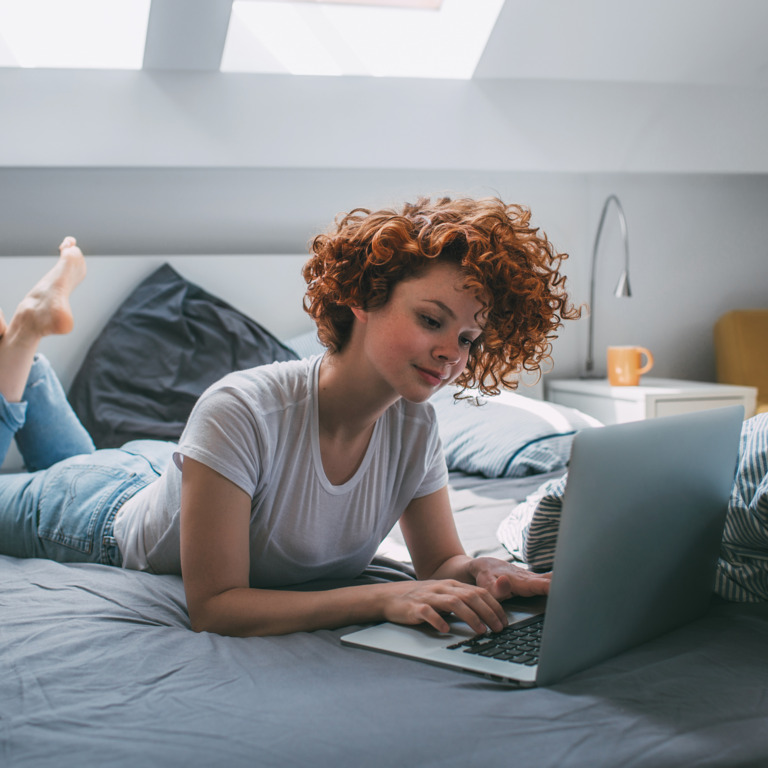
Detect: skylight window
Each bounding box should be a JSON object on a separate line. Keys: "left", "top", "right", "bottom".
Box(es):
{"left": 0, "top": 0, "right": 150, "bottom": 70}
{"left": 221, "top": 0, "right": 503, "bottom": 79}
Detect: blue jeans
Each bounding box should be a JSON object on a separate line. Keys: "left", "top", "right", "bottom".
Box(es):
{"left": 0, "top": 354, "right": 96, "bottom": 472}
{"left": 0, "top": 355, "right": 174, "bottom": 565}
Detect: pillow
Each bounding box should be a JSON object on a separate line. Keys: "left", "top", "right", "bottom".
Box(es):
{"left": 431, "top": 386, "right": 602, "bottom": 478}
{"left": 497, "top": 474, "right": 568, "bottom": 568}
{"left": 286, "top": 329, "right": 325, "bottom": 359}
{"left": 68, "top": 264, "right": 298, "bottom": 449}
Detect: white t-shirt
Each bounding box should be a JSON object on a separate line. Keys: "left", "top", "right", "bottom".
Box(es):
{"left": 114, "top": 355, "right": 448, "bottom": 587}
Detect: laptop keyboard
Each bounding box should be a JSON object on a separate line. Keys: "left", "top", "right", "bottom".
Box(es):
{"left": 446, "top": 613, "right": 544, "bottom": 666}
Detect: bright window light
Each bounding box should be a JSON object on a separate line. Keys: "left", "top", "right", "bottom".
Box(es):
{"left": 0, "top": 0, "right": 150, "bottom": 69}
{"left": 221, "top": 0, "right": 503, "bottom": 78}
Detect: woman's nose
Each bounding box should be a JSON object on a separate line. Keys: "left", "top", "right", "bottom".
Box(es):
{"left": 434, "top": 338, "right": 461, "bottom": 365}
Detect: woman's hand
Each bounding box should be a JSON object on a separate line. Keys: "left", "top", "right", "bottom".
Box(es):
{"left": 469, "top": 557, "right": 551, "bottom": 602}
{"left": 380, "top": 578, "right": 508, "bottom": 635}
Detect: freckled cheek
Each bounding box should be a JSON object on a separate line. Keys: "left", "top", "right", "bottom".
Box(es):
{"left": 379, "top": 332, "right": 420, "bottom": 362}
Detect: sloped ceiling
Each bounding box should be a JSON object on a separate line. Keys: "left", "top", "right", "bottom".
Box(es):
{"left": 476, "top": 0, "right": 768, "bottom": 87}
{"left": 4, "top": 0, "right": 768, "bottom": 173}
{"left": 138, "top": 0, "right": 768, "bottom": 88}
{"left": 2, "top": 0, "right": 768, "bottom": 255}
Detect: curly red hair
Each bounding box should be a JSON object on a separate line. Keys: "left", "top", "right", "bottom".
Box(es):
{"left": 302, "top": 196, "right": 579, "bottom": 395}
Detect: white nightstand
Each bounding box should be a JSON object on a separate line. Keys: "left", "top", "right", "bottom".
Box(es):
{"left": 544, "top": 377, "right": 757, "bottom": 425}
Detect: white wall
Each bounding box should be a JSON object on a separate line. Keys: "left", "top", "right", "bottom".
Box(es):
{"left": 570, "top": 175, "right": 768, "bottom": 384}
{"left": 2, "top": 69, "right": 768, "bottom": 173}
{"left": 1, "top": 67, "right": 767, "bottom": 396}
{"left": 3, "top": 173, "right": 766, "bottom": 391}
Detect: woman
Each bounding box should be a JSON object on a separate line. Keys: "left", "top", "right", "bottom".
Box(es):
{"left": 0, "top": 197, "right": 578, "bottom": 637}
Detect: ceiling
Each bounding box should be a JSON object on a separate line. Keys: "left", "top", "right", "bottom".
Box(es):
{"left": 475, "top": 0, "right": 768, "bottom": 87}
{"left": 3, "top": 0, "right": 767, "bottom": 87}
{"left": 137, "top": 0, "right": 768, "bottom": 88}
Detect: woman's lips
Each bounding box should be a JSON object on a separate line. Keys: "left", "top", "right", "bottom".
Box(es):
{"left": 414, "top": 366, "right": 446, "bottom": 387}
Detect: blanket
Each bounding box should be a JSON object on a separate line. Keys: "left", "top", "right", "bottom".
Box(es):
{"left": 3, "top": 552, "right": 768, "bottom": 767}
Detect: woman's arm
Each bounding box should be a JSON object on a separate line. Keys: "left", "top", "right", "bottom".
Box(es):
{"left": 399, "top": 486, "right": 551, "bottom": 612}
{"left": 180, "top": 459, "right": 511, "bottom": 637}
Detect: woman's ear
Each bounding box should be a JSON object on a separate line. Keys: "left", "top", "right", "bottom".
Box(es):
{"left": 350, "top": 306, "right": 369, "bottom": 324}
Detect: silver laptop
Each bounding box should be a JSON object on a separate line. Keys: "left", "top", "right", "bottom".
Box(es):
{"left": 342, "top": 405, "right": 744, "bottom": 686}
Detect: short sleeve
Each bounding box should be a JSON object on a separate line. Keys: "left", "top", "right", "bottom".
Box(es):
{"left": 412, "top": 412, "right": 449, "bottom": 499}
{"left": 176, "top": 383, "right": 268, "bottom": 498}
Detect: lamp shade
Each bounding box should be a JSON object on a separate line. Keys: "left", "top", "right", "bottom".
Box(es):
{"left": 614, "top": 270, "right": 631, "bottom": 298}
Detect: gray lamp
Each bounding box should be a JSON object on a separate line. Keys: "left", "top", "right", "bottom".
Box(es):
{"left": 584, "top": 194, "right": 632, "bottom": 377}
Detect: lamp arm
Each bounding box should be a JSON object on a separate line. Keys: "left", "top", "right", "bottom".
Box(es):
{"left": 585, "top": 194, "right": 630, "bottom": 375}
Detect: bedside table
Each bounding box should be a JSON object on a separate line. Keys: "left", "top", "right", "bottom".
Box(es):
{"left": 544, "top": 377, "right": 757, "bottom": 425}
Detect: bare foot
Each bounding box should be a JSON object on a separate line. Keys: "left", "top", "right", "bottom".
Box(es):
{"left": 0, "top": 308, "right": 6, "bottom": 338}
{"left": 10, "top": 236, "right": 87, "bottom": 341}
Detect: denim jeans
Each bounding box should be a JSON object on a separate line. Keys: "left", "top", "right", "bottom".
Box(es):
{"left": 0, "top": 354, "right": 95, "bottom": 472}
{"left": 0, "top": 355, "right": 175, "bottom": 565}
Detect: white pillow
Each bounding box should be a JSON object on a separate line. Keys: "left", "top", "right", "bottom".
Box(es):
{"left": 431, "top": 386, "right": 602, "bottom": 478}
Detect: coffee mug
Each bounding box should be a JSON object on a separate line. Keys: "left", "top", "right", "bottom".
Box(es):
{"left": 607, "top": 346, "right": 654, "bottom": 386}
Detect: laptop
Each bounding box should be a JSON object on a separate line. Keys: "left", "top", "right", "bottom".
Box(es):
{"left": 341, "top": 405, "right": 744, "bottom": 687}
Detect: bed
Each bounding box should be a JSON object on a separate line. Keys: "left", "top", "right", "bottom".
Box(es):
{"left": 3, "top": 264, "right": 768, "bottom": 768}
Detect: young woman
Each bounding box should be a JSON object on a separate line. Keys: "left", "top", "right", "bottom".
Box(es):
{"left": 0, "top": 197, "right": 579, "bottom": 637}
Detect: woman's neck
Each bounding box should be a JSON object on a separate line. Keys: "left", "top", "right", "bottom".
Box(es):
{"left": 315, "top": 350, "right": 398, "bottom": 486}
{"left": 316, "top": 346, "right": 398, "bottom": 441}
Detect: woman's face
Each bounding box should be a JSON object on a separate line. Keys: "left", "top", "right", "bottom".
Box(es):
{"left": 353, "top": 261, "right": 485, "bottom": 403}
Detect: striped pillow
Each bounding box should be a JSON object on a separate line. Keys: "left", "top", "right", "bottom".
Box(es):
{"left": 716, "top": 413, "right": 768, "bottom": 601}
{"left": 497, "top": 475, "right": 567, "bottom": 569}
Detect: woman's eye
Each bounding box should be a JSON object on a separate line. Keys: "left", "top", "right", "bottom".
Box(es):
{"left": 421, "top": 315, "right": 440, "bottom": 329}
{"left": 459, "top": 336, "right": 474, "bottom": 348}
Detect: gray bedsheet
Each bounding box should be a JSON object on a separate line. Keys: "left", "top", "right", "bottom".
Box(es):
{"left": 3, "top": 471, "right": 768, "bottom": 767}
{"left": 3, "top": 554, "right": 768, "bottom": 767}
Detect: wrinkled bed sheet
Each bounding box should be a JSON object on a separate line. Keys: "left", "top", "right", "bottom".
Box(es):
{"left": 3, "top": 471, "right": 768, "bottom": 767}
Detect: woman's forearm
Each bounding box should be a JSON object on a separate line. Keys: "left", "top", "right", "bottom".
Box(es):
{"left": 424, "top": 553, "right": 476, "bottom": 583}
{"left": 188, "top": 571, "right": 514, "bottom": 638}
{"left": 188, "top": 582, "right": 395, "bottom": 637}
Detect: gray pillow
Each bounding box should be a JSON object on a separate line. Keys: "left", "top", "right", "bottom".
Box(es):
{"left": 286, "top": 329, "right": 325, "bottom": 359}
{"left": 69, "top": 264, "right": 297, "bottom": 449}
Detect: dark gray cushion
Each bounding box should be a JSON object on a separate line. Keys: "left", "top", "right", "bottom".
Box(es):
{"left": 68, "top": 263, "right": 297, "bottom": 449}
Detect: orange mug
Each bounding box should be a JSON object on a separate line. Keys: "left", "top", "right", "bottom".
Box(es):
{"left": 607, "top": 346, "right": 654, "bottom": 386}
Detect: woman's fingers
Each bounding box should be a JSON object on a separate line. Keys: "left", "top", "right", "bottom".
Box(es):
{"left": 386, "top": 580, "right": 507, "bottom": 635}
{"left": 490, "top": 570, "right": 551, "bottom": 600}
{"left": 450, "top": 582, "right": 508, "bottom": 633}
{"left": 412, "top": 603, "right": 452, "bottom": 634}
{"left": 472, "top": 557, "right": 552, "bottom": 600}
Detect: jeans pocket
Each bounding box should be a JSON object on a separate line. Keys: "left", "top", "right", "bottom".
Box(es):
{"left": 38, "top": 464, "right": 129, "bottom": 554}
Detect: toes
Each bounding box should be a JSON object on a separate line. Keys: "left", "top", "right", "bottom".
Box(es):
{"left": 59, "top": 236, "right": 77, "bottom": 251}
